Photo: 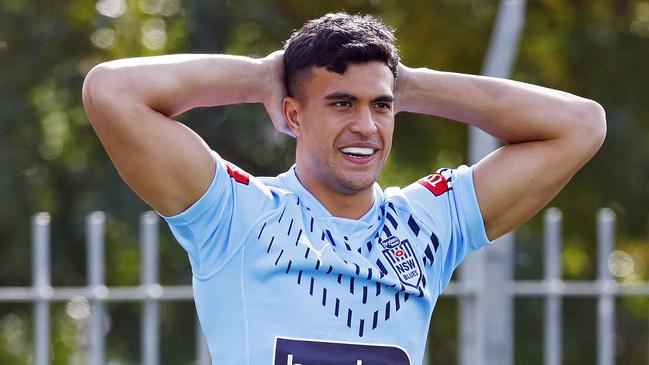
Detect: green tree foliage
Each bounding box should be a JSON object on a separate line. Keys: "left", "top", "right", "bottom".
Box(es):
{"left": 0, "top": 0, "right": 647, "bottom": 364}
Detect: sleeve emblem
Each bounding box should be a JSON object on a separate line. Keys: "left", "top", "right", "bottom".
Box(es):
{"left": 416, "top": 170, "right": 451, "bottom": 196}
{"left": 224, "top": 160, "right": 250, "bottom": 185}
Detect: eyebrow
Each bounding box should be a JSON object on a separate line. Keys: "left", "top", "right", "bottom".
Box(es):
{"left": 373, "top": 95, "right": 395, "bottom": 103}
{"left": 325, "top": 92, "right": 357, "bottom": 101}
{"left": 324, "top": 92, "right": 394, "bottom": 103}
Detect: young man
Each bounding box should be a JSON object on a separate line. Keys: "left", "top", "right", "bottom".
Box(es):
{"left": 82, "top": 13, "right": 605, "bottom": 365}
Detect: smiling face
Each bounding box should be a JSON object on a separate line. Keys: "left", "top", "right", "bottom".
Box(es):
{"left": 285, "top": 61, "right": 395, "bottom": 199}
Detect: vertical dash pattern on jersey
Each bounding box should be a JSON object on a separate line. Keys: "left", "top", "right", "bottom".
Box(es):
{"left": 254, "top": 195, "right": 436, "bottom": 339}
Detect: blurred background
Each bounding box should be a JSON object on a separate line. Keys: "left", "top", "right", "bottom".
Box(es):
{"left": 0, "top": 0, "right": 648, "bottom": 364}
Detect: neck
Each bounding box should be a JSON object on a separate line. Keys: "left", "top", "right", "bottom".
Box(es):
{"left": 294, "top": 166, "right": 375, "bottom": 220}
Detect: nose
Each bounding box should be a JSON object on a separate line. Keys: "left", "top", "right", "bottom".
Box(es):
{"left": 349, "top": 106, "right": 377, "bottom": 137}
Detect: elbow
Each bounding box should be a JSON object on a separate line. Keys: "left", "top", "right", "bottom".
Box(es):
{"left": 82, "top": 64, "right": 108, "bottom": 120}
{"left": 572, "top": 99, "right": 607, "bottom": 155}
{"left": 585, "top": 100, "right": 607, "bottom": 149}
{"left": 82, "top": 63, "right": 126, "bottom": 122}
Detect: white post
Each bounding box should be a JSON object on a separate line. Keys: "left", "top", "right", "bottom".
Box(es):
{"left": 32, "top": 213, "right": 51, "bottom": 365}
{"left": 87, "top": 211, "right": 106, "bottom": 365}
{"left": 461, "top": 1, "right": 526, "bottom": 365}
{"left": 597, "top": 208, "right": 615, "bottom": 365}
{"left": 544, "top": 208, "right": 562, "bottom": 365}
{"left": 141, "top": 211, "right": 160, "bottom": 365}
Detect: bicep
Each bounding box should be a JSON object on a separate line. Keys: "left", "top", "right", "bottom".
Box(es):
{"left": 85, "top": 84, "right": 215, "bottom": 216}
{"left": 473, "top": 138, "right": 586, "bottom": 240}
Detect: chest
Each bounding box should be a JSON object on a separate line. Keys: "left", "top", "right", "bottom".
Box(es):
{"left": 244, "top": 202, "right": 444, "bottom": 314}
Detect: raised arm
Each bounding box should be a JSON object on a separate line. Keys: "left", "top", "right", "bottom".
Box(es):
{"left": 82, "top": 52, "right": 287, "bottom": 216}
{"left": 395, "top": 65, "right": 606, "bottom": 240}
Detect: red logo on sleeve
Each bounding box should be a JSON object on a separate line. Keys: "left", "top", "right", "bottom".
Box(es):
{"left": 224, "top": 161, "right": 250, "bottom": 185}
{"left": 417, "top": 173, "right": 449, "bottom": 196}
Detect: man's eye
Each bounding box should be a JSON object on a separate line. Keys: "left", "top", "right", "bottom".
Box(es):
{"left": 334, "top": 101, "right": 351, "bottom": 108}
{"left": 374, "top": 102, "right": 392, "bottom": 110}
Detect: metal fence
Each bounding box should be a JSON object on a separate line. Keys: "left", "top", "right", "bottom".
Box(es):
{"left": 0, "top": 211, "right": 210, "bottom": 365}
{"left": 446, "top": 208, "right": 649, "bottom": 365}
{"left": 1, "top": 208, "right": 648, "bottom": 364}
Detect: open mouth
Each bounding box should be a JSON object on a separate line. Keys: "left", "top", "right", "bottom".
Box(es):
{"left": 339, "top": 146, "right": 378, "bottom": 160}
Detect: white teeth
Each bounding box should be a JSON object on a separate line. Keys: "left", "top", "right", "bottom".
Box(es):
{"left": 341, "top": 147, "right": 374, "bottom": 156}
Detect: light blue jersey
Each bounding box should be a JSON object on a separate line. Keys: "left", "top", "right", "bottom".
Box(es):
{"left": 160, "top": 151, "right": 491, "bottom": 365}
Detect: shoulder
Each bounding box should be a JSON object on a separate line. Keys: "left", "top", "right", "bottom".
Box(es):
{"left": 256, "top": 174, "right": 298, "bottom": 198}
{"left": 383, "top": 166, "right": 458, "bottom": 211}
{"left": 382, "top": 166, "right": 476, "bottom": 228}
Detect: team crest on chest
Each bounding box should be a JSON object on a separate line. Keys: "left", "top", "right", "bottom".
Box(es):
{"left": 380, "top": 236, "right": 422, "bottom": 290}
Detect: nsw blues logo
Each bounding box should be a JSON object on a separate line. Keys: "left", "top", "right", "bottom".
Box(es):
{"left": 380, "top": 236, "right": 422, "bottom": 290}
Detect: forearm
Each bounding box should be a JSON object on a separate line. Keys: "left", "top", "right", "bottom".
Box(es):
{"left": 396, "top": 66, "right": 605, "bottom": 144}
{"left": 83, "top": 54, "right": 268, "bottom": 117}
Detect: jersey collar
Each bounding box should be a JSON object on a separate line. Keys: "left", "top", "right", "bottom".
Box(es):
{"left": 280, "top": 165, "right": 383, "bottom": 235}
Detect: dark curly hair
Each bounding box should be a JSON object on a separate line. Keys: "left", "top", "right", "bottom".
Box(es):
{"left": 283, "top": 12, "right": 400, "bottom": 100}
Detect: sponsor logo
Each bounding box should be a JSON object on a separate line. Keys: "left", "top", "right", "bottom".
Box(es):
{"left": 273, "top": 337, "right": 411, "bottom": 365}
{"left": 380, "top": 236, "right": 422, "bottom": 290}
{"left": 417, "top": 172, "right": 450, "bottom": 196}
{"left": 224, "top": 160, "right": 250, "bottom": 185}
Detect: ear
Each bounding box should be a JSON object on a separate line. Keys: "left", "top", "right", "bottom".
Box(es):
{"left": 283, "top": 96, "right": 303, "bottom": 137}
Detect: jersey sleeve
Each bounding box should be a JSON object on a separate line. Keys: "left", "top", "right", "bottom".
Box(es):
{"left": 159, "top": 150, "right": 280, "bottom": 279}
{"left": 402, "top": 165, "right": 492, "bottom": 291}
